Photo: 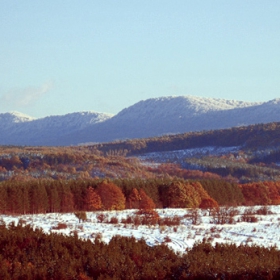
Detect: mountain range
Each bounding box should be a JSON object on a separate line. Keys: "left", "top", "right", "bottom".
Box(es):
{"left": 1, "top": 95, "right": 280, "bottom": 146}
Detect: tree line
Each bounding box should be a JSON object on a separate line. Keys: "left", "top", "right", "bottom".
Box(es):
{"left": 1, "top": 178, "right": 280, "bottom": 215}
{"left": 91, "top": 121, "right": 280, "bottom": 156}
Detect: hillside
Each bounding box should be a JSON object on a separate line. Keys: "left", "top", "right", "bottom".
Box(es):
{"left": 1, "top": 96, "right": 280, "bottom": 145}
{"left": 90, "top": 121, "right": 280, "bottom": 155}
{"left": 2, "top": 120, "right": 280, "bottom": 183}
{"left": 0, "top": 111, "right": 113, "bottom": 146}
{"left": 90, "top": 121, "right": 280, "bottom": 182}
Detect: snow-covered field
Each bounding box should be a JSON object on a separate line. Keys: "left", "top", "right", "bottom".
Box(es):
{"left": 2, "top": 206, "right": 280, "bottom": 254}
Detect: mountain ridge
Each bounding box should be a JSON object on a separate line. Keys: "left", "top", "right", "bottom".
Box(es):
{"left": 0, "top": 95, "right": 280, "bottom": 146}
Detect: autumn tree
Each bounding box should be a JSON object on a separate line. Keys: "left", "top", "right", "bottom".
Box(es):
{"left": 199, "top": 197, "right": 219, "bottom": 215}
{"left": 165, "top": 181, "right": 210, "bottom": 208}
{"left": 96, "top": 181, "right": 125, "bottom": 210}
{"left": 199, "top": 197, "right": 218, "bottom": 209}
{"left": 240, "top": 182, "right": 270, "bottom": 205}
{"left": 85, "top": 187, "right": 102, "bottom": 211}
{"left": 263, "top": 181, "right": 280, "bottom": 205}
{"left": 127, "top": 188, "right": 141, "bottom": 209}
{"left": 139, "top": 189, "right": 155, "bottom": 210}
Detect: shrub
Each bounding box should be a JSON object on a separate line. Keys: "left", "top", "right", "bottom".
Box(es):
{"left": 256, "top": 206, "right": 272, "bottom": 215}
{"left": 52, "top": 223, "right": 67, "bottom": 230}
{"left": 18, "top": 218, "right": 27, "bottom": 226}
{"left": 189, "top": 209, "right": 201, "bottom": 225}
{"left": 240, "top": 208, "right": 258, "bottom": 223}
{"left": 97, "top": 213, "right": 106, "bottom": 223}
{"left": 133, "top": 214, "right": 142, "bottom": 226}
{"left": 74, "top": 211, "right": 87, "bottom": 223}
{"left": 164, "top": 236, "right": 172, "bottom": 243}
{"left": 109, "top": 217, "right": 118, "bottom": 224}
{"left": 210, "top": 207, "right": 237, "bottom": 224}
{"left": 241, "top": 214, "right": 258, "bottom": 223}
{"left": 158, "top": 216, "right": 181, "bottom": 226}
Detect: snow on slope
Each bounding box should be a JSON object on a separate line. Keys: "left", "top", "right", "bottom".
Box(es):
{"left": 60, "top": 96, "right": 260, "bottom": 144}
{"left": 29, "top": 111, "right": 113, "bottom": 130}
{"left": 114, "top": 95, "right": 257, "bottom": 120}
{"left": 2, "top": 206, "right": 280, "bottom": 254}
{"left": 0, "top": 111, "right": 34, "bottom": 129}
{"left": 5, "top": 111, "right": 35, "bottom": 122}
{"left": 0, "top": 111, "right": 113, "bottom": 146}
{"left": 138, "top": 146, "right": 241, "bottom": 165}
{"left": 1, "top": 95, "right": 280, "bottom": 145}
{"left": 99, "top": 96, "right": 280, "bottom": 141}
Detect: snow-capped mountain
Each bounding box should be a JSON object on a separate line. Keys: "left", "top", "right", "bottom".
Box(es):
{"left": 0, "top": 111, "right": 34, "bottom": 127}
{"left": 1, "top": 95, "right": 280, "bottom": 146}
{"left": 56, "top": 96, "right": 266, "bottom": 145}
{"left": 0, "top": 111, "right": 113, "bottom": 146}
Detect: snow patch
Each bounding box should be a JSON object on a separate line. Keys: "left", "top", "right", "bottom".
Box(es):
{"left": 1, "top": 206, "right": 280, "bottom": 254}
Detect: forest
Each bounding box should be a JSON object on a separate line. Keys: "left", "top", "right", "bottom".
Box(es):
{"left": 2, "top": 177, "right": 280, "bottom": 215}
{"left": 2, "top": 222, "right": 280, "bottom": 280}
{"left": 2, "top": 121, "right": 280, "bottom": 278}
{"left": 90, "top": 121, "right": 280, "bottom": 156}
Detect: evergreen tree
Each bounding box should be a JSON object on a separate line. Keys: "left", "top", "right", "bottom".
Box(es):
{"left": 0, "top": 186, "right": 7, "bottom": 213}
{"left": 60, "top": 185, "right": 75, "bottom": 212}
{"left": 29, "top": 182, "right": 48, "bottom": 214}
{"left": 47, "top": 185, "right": 60, "bottom": 213}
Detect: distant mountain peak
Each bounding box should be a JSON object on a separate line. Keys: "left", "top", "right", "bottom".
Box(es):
{"left": 9, "top": 111, "right": 34, "bottom": 119}
{"left": 0, "top": 111, "right": 35, "bottom": 124}
{"left": 266, "top": 98, "right": 280, "bottom": 105}
{"left": 115, "top": 95, "right": 258, "bottom": 120}
{"left": 1, "top": 95, "right": 280, "bottom": 146}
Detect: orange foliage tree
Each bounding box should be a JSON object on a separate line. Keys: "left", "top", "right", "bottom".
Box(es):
{"left": 199, "top": 197, "right": 219, "bottom": 215}
{"left": 127, "top": 188, "right": 156, "bottom": 210}
{"left": 165, "top": 181, "right": 210, "bottom": 208}
{"left": 199, "top": 198, "right": 219, "bottom": 209}
{"left": 240, "top": 181, "right": 280, "bottom": 206}
{"left": 85, "top": 187, "right": 102, "bottom": 211}
{"left": 263, "top": 182, "right": 280, "bottom": 205}
{"left": 96, "top": 181, "right": 125, "bottom": 210}
{"left": 127, "top": 188, "right": 141, "bottom": 209}
{"left": 139, "top": 189, "right": 156, "bottom": 210}
{"left": 240, "top": 182, "right": 271, "bottom": 205}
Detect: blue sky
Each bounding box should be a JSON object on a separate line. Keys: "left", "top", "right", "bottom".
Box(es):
{"left": 0, "top": 1, "right": 279, "bottom": 118}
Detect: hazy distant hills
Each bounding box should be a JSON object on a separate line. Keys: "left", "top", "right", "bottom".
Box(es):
{"left": 1, "top": 95, "right": 280, "bottom": 146}
{"left": 0, "top": 111, "right": 113, "bottom": 146}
